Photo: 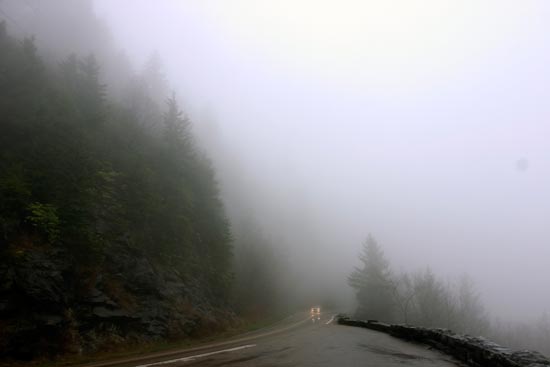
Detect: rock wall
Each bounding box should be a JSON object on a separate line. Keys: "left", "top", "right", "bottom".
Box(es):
{"left": 337, "top": 316, "right": 550, "bottom": 367}
{"left": 0, "top": 243, "right": 235, "bottom": 360}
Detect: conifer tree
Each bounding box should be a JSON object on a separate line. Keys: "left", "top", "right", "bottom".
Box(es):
{"left": 348, "top": 235, "right": 394, "bottom": 321}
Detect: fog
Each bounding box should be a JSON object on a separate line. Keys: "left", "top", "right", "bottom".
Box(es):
{"left": 87, "top": 0, "right": 550, "bottom": 320}
{"left": 5, "top": 0, "right": 549, "bottom": 320}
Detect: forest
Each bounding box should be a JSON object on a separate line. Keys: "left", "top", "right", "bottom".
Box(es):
{"left": 0, "top": 17, "right": 236, "bottom": 356}
{"left": 0, "top": 3, "right": 287, "bottom": 358}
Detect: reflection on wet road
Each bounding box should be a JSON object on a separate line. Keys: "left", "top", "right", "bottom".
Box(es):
{"left": 138, "top": 313, "right": 463, "bottom": 367}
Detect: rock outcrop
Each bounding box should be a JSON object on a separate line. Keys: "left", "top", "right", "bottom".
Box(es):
{"left": 0, "top": 243, "right": 235, "bottom": 360}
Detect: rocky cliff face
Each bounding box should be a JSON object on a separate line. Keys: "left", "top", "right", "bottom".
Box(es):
{"left": 0, "top": 242, "right": 235, "bottom": 360}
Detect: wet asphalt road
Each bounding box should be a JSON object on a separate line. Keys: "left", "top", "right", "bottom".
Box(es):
{"left": 136, "top": 314, "right": 463, "bottom": 367}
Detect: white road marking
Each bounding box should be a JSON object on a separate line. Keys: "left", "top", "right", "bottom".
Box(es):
{"left": 134, "top": 344, "right": 256, "bottom": 367}
{"left": 326, "top": 315, "right": 336, "bottom": 325}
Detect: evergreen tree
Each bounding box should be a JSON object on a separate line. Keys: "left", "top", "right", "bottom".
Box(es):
{"left": 78, "top": 54, "right": 107, "bottom": 126}
{"left": 163, "top": 93, "right": 192, "bottom": 152}
{"left": 60, "top": 53, "right": 106, "bottom": 128}
{"left": 348, "top": 235, "right": 394, "bottom": 321}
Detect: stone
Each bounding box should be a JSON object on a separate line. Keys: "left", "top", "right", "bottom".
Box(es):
{"left": 92, "top": 306, "right": 135, "bottom": 319}
{"left": 337, "top": 315, "right": 550, "bottom": 367}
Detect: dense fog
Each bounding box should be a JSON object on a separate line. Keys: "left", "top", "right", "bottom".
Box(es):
{"left": 91, "top": 1, "right": 550, "bottom": 318}
{"left": 1, "top": 0, "right": 549, "bottom": 357}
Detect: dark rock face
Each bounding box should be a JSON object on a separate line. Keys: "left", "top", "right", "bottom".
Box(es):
{"left": 337, "top": 315, "right": 550, "bottom": 367}
{"left": 0, "top": 247, "right": 71, "bottom": 359}
{"left": 0, "top": 244, "right": 234, "bottom": 360}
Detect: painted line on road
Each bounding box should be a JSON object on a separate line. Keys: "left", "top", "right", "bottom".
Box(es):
{"left": 78, "top": 315, "right": 310, "bottom": 367}
{"left": 134, "top": 344, "right": 256, "bottom": 367}
{"left": 326, "top": 315, "right": 336, "bottom": 325}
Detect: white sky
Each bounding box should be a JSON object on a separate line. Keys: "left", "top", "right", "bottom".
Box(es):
{"left": 95, "top": 0, "right": 550, "bottom": 319}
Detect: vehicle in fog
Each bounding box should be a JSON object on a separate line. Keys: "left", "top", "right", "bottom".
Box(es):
{"left": 310, "top": 306, "right": 321, "bottom": 321}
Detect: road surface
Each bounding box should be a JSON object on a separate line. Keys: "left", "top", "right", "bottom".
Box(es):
{"left": 87, "top": 313, "right": 463, "bottom": 367}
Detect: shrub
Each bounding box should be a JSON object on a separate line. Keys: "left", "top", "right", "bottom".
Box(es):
{"left": 26, "top": 202, "right": 60, "bottom": 243}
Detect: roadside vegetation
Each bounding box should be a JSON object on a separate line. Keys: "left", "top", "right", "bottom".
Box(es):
{"left": 348, "top": 235, "right": 550, "bottom": 356}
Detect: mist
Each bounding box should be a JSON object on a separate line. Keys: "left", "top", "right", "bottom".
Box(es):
{"left": 87, "top": 0, "right": 550, "bottom": 319}
{"left": 1, "top": 0, "right": 550, "bottom": 361}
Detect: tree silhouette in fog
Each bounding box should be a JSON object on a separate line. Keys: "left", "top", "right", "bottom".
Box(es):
{"left": 348, "top": 234, "right": 394, "bottom": 321}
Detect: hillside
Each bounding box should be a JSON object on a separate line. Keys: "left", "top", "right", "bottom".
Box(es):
{"left": 0, "top": 23, "right": 234, "bottom": 359}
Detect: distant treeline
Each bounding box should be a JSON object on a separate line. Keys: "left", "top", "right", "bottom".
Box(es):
{"left": 348, "top": 235, "right": 550, "bottom": 357}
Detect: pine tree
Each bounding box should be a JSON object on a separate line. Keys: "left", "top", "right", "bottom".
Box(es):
{"left": 79, "top": 54, "right": 106, "bottom": 126}
{"left": 163, "top": 92, "right": 192, "bottom": 152}
{"left": 348, "top": 234, "right": 394, "bottom": 321}
{"left": 60, "top": 53, "right": 106, "bottom": 128}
